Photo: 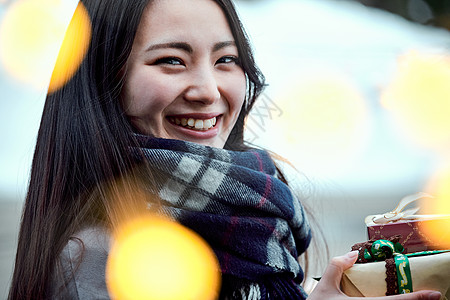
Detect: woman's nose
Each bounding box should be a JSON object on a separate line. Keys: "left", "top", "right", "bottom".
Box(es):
{"left": 183, "top": 67, "right": 220, "bottom": 104}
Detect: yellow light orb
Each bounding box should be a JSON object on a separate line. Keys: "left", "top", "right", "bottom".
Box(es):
{"left": 380, "top": 50, "right": 450, "bottom": 152}
{"left": 419, "top": 166, "right": 450, "bottom": 249}
{"left": 262, "top": 72, "right": 371, "bottom": 174}
{"left": 48, "top": 1, "right": 91, "bottom": 93}
{"left": 0, "top": 0, "right": 90, "bottom": 91}
{"left": 106, "top": 216, "right": 221, "bottom": 300}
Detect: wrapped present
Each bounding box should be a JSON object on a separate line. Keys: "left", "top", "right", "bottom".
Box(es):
{"left": 365, "top": 193, "right": 450, "bottom": 253}
{"left": 341, "top": 249, "right": 450, "bottom": 299}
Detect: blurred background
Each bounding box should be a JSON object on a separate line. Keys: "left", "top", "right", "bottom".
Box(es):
{"left": 1, "top": 0, "right": 449, "bottom": 298}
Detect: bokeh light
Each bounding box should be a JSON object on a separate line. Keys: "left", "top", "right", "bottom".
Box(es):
{"left": 48, "top": 1, "right": 91, "bottom": 93}
{"left": 0, "top": 0, "right": 90, "bottom": 91}
{"left": 419, "top": 165, "right": 450, "bottom": 249}
{"left": 106, "top": 216, "right": 221, "bottom": 300}
{"left": 262, "top": 72, "right": 371, "bottom": 175}
{"left": 380, "top": 50, "right": 450, "bottom": 152}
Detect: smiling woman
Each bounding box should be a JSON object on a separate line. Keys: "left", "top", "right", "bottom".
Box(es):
{"left": 122, "top": 0, "right": 246, "bottom": 148}
{"left": 7, "top": 0, "right": 443, "bottom": 300}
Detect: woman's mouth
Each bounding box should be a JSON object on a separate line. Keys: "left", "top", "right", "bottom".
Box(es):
{"left": 168, "top": 116, "right": 217, "bottom": 131}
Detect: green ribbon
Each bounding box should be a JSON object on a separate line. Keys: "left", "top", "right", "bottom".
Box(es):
{"left": 406, "top": 249, "right": 450, "bottom": 258}
{"left": 398, "top": 249, "right": 450, "bottom": 294}
{"left": 394, "top": 254, "right": 413, "bottom": 294}
{"left": 364, "top": 239, "right": 404, "bottom": 261}
{"left": 365, "top": 240, "right": 450, "bottom": 295}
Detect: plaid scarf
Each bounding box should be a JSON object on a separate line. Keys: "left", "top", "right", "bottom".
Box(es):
{"left": 134, "top": 136, "right": 311, "bottom": 299}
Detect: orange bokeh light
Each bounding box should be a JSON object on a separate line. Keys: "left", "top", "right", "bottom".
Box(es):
{"left": 0, "top": 0, "right": 90, "bottom": 91}
{"left": 106, "top": 216, "right": 221, "bottom": 300}
{"left": 48, "top": 1, "right": 91, "bottom": 93}
{"left": 261, "top": 72, "right": 371, "bottom": 174}
{"left": 381, "top": 50, "right": 450, "bottom": 152}
{"left": 419, "top": 166, "right": 450, "bottom": 249}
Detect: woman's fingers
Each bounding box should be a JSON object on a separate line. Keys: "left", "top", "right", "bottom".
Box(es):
{"left": 308, "top": 251, "right": 442, "bottom": 300}
{"left": 319, "top": 250, "right": 359, "bottom": 288}
{"left": 307, "top": 251, "right": 359, "bottom": 299}
{"left": 365, "top": 290, "right": 442, "bottom": 300}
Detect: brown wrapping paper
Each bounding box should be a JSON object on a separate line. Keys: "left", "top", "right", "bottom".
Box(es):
{"left": 341, "top": 252, "right": 450, "bottom": 299}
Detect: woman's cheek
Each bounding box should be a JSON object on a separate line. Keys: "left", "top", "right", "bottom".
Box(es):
{"left": 126, "top": 80, "right": 171, "bottom": 117}
{"left": 229, "top": 74, "right": 247, "bottom": 114}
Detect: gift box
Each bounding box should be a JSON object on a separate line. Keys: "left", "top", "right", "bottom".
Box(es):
{"left": 367, "top": 219, "right": 447, "bottom": 253}
{"left": 340, "top": 193, "right": 450, "bottom": 298}
{"left": 365, "top": 193, "right": 450, "bottom": 253}
{"left": 341, "top": 251, "right": 450, "bottom": 299}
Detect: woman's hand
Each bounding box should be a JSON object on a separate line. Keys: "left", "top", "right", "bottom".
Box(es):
{"left": 307, "top": 251, "right": 442, "bottom": 300}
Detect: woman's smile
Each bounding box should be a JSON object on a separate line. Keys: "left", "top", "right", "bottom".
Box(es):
{"left": 165, "top": 113, "right": 222, "bottom": 139}
{"left": 167, "top": 114, "right": 219, "bottom": 131}
{"left": 121, "top": 0, "right": 246, "bottom": 148}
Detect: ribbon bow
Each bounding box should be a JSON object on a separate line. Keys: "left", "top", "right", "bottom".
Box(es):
{"left": 363, "top": 239, "right": 404, "bottom": 262}
{"left": 361, "top": 239, "right": 413, "bottom": 294}
{"left": 365, "top": 192, "right": 437, "bottom": 225}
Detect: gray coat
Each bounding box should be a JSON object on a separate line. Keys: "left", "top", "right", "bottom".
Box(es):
{"left": 51, "top": 226, "right": 111, "bottom": 299}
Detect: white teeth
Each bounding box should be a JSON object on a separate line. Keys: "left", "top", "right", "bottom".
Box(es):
{"left": 203, "top": 119, "right": 212, "bottom": 128}
{"left": 194, "top": 119, "right": 203, "bottom": 129}
{"left": 171, "top": 116, "right": 217, "bottom": 130}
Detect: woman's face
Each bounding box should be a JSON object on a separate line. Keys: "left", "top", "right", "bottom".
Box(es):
{"left": 122, "top": 0, "right": 246, "bottom": 148}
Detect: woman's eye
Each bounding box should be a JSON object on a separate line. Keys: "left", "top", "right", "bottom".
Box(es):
{"left": 216, "top": 56, "right": 239, "bottom": 65}
{"left": 154, "top": 57, "right": 184, "bottom": 66}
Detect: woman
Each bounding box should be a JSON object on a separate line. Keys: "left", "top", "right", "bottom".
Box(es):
{"left": 9, "top": 0, "right": 442, "bottom": 299}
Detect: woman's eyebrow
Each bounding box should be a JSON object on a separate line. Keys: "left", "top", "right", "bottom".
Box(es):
{"left": 146, "top": 42, "right": 193, "bottom": 53}
{"left": 212, "top": 41, "right": 236, "bottom": 52}
{"left": 145, "top": 41, "right": 236, "bottom": 53}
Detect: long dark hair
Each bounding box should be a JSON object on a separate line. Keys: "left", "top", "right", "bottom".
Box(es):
{"left": 8, "top": 0, "right": 265, "bottom": 299}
